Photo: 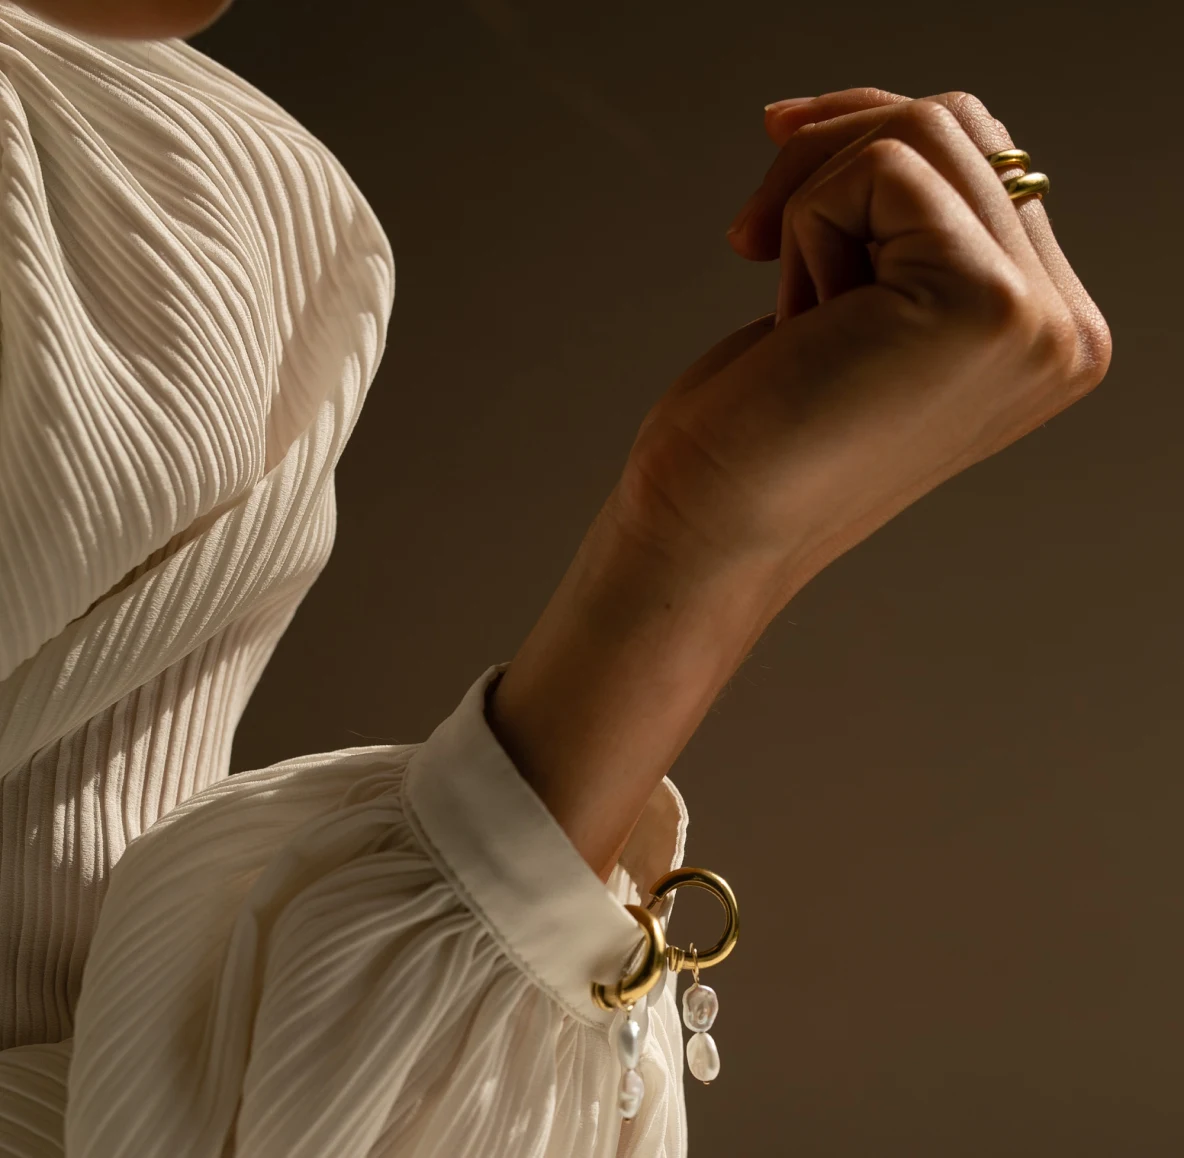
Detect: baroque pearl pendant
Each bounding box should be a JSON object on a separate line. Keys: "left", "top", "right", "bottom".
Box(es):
{"left": 610, "top": 1004, "right": 650, "bottom": 1119}
{"left": 686, "top": 1031, "right": 721, "bottom": 1083}
{"left": 618, "top": 1068, "right": 645, "bottom": 1119}
{"left": 681, "top": 983, "right": 718, "bottom": 1032}
{"left": 615, "top": 1014, "right": 642, "bottom": 1070}
{"left": 610, "top": 1005, "right": 649, "bottom": 1070}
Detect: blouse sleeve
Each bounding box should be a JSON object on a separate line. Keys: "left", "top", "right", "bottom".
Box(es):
{"left": 63, "top": 660, "right": 692, "bottom": 1158}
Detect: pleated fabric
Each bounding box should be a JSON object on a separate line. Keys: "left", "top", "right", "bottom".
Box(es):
{"left": 0, "top": 6, "right": 692, "bottom": 1156}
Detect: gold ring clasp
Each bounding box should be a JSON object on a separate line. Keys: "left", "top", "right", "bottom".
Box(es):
{"left": 651, "top": 867, "right": 739, "bottom": 974}
{"left": 591, "top": 867, "right": 740, "bottom": 1011}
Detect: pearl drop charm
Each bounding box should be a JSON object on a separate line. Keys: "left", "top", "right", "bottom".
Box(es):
{"left": 610, "top": 1005, "right": 648, "bottom": 1066}
{"left": 609, "top": 1004, "right": 650, "bottom": 1120}
{"left": 615, "top": 1013, "right": 642, "bottom": 1070}
{"left": 686, "top": 1031, "right": 721, "bottom": 1083}
{"left": 681, "top": 983, "right": 718, "bottom": 1033}
{"left": 618, "top": 1067, "right": 645, "bottom": 1120}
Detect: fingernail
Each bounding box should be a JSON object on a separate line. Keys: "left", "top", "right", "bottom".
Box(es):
{"left": 763, "top": 97, "right": 815, "bottom": 113}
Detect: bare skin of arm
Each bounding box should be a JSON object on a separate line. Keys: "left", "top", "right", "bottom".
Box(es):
{"left": 489, "top": 89, "right": 1110, "bottom": 883}
{"left": 485, "top": 482, "right": 797, "bottom": 884}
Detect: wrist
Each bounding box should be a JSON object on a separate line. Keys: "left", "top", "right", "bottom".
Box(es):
{"left": 598, "top": 477, "right": 804, "bottom": 612}
{"left": 610, "top": 430, "right": 824, "bottom": 597}
{"left": 486, "top": 486, "right": 795, "bottom": 881}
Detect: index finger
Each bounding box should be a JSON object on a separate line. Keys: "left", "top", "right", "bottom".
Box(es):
{"left": 763, "top": 87, "right": 909, "bottom": 147}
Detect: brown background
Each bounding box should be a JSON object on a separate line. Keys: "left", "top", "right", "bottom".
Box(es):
{"left": 193, "top": 1, "right": 1183, "bottom": 1153}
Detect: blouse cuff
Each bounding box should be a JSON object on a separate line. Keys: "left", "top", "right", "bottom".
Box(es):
{"left": 401, "top": 661, "right": 689, "bottom": 1028}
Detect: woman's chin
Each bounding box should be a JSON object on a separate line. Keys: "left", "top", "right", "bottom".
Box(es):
{"left": 18, "top": 0, "right": 236, "bottom": 39}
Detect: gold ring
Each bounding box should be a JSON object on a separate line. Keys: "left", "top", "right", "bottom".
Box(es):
{"left": 651, "top": 867, "right": 740, "bottom": 973}
{"left": 985, "top": 148, "right": 1031, "bottom": 173}
{"left": 1003, "top": 171, "right": 1050, "bottom": 203}
{"left": 591, "top": 904, "right": 667, "bottom": 1011}
{"left": 984, "top": 147, "right": 1049, "bottom": 204}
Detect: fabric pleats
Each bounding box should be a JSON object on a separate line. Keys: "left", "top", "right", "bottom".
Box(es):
{"left": 0, "top": 6, "right": 691, "bottom": 1156}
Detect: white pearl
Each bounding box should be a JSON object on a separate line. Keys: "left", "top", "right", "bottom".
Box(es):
{"left": 686, "top": 1031, "right": 720, "bottom": 1083}
{"left": 682, "top": 983, "right": 718, "bottom": 1032}
{"left": 615, "top": 1014, "right": 642, "bottom": 1070}
{"left": 610, "top": 1003, "right": 649, "bottom": 1060}
{"left": 618, "top": 1068, "right": 645, "bottom": 1119}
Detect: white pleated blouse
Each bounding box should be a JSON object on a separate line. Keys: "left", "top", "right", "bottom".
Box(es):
{"left": 0, "top": 6, "right": 693, "bottom": 1155}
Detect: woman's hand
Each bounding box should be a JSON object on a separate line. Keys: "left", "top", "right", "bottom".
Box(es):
{"left": 611, "top": 88, "right": 1112, "bottom": 597}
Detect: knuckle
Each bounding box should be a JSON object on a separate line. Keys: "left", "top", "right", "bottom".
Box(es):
{"left": 897, "top": 97, "right": 961, "bottom": 136}
{"left": 950, "top": 269, "right": 1053, "bottom": 350}
{"left": 933, "top": 268, "right": 1110, "bottom": 404}
{"left": 845, "top": 85, "right": 904, "bottom": 106}
{"left": 1072, "top": 310, "right": 1114, "bottom": 392}
{"left": 964, "top": 268, "right": 1033, "bottom": 335}
{"left": 941, "top": 90, "right": 992, "bottom": 124}
{"left": 1033, "top": 309, "right": 1082, "bottom": 382}
{"left": 861, "top": 135, "right": 917, "bottom": 168}
{"left": 980, "top": 290, "right": 1102, "bottom": 398}
{"left": 937, "top": 90, "right": 1012, "bottom": 149}
{"left": 1023, "top": 303, "right": 1113, "bottom": 400}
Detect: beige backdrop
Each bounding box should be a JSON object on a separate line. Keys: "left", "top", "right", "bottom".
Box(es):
{"left": 194, "top": 1, "right": 1183, "bottom": 1153}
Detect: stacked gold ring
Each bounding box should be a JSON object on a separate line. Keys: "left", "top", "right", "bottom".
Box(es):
{"left": 592, "top": 867, "right": 740, "bottom": 1011}
{"left": 985, "top": 148, "right": 1050, "bottom": 204}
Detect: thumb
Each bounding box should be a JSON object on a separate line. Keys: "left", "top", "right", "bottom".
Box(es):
{"left": 629, "top": 315, "right": 775, "bottom": 449}
{"left": 669, "top": 314, "right": 776, "bottom": 397}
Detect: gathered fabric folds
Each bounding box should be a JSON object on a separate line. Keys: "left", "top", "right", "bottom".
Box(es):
{"left": 0, "top": 5, "right": 691, "bottom": 1156}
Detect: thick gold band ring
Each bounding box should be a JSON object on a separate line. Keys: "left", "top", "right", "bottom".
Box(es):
{"left": 984, "top": 147, "right": 1049, "bottom": 204}
{"left": 591, "top": 867, "right": 740, "bottom": 1012}
{"left": 986, "top": 148, "right": 1031, "bottom": 172}
{"left": 1002, "top": 171, "right": 1051, "bottom": 202}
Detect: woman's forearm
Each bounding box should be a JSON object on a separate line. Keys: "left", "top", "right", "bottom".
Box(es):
{"left": 484, "top": 486, "right": 797, "bottom": 883}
